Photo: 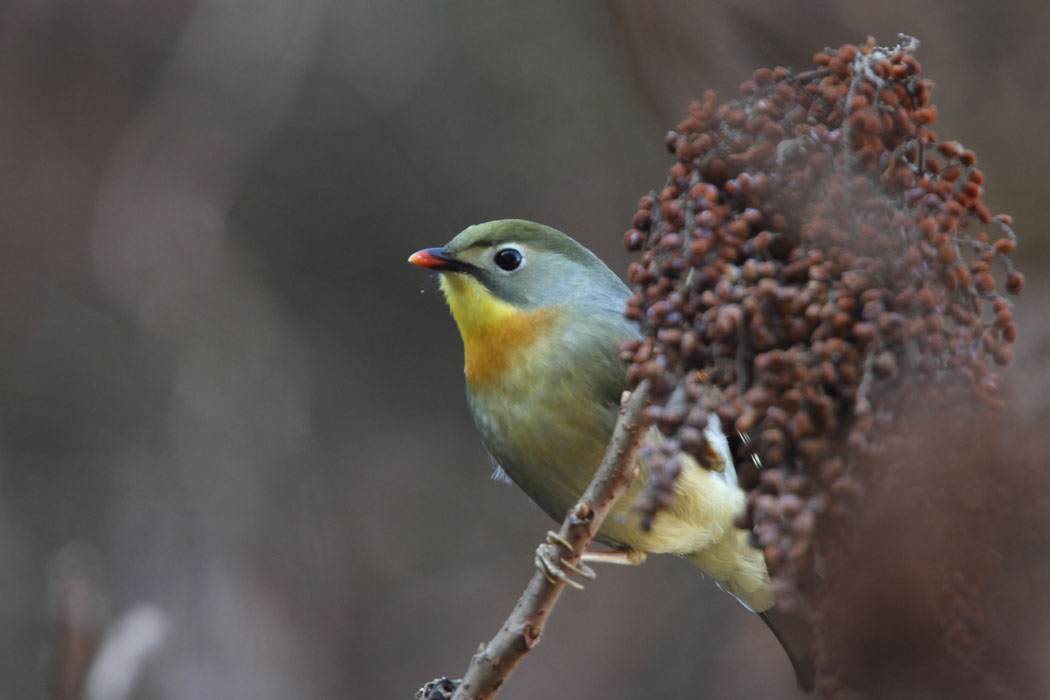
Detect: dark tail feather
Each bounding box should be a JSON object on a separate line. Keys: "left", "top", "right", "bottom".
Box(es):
{"left": 759, "top": 609, "right": 816, "bottom": 693}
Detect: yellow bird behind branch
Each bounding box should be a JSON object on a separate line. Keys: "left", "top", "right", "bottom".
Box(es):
{"left": 410, "top": 219, "right": 812, "bottom": 691}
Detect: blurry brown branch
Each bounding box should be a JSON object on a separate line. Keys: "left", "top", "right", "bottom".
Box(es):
{"left": 421, "top": 381, "right": 651, "bottom": 700}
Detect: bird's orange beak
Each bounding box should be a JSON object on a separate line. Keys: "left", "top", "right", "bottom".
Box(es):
{"left": 408, "top": 248, "right": 453, "bottom": 268}
{"left": 408, "top": 247, "right": 473, "bottom": 273}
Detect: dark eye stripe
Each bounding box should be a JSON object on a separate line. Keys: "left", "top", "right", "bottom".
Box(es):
{"left": 494, "top": 248, "right": 522, "bottom": 271}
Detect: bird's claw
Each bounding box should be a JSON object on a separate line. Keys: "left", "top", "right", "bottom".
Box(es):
{"left": 535, "top": 551, "right": 584, "bottom": 589}
{"left": 534, "top": 531, "right": 596, "bottom": 590}
{"left": 559, "top": 556, "right": 597, "bottom": 580}
{"left": 545, "top": 530, "right": 573, "bottom": 550}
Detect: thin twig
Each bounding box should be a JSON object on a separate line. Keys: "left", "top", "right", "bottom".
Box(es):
{"left": 447, "top": 381, "right": 652, "bottom": 700}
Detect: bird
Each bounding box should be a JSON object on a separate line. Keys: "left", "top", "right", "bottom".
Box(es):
{"left": 409, "top": 219, "right": 813, "bottom": 691}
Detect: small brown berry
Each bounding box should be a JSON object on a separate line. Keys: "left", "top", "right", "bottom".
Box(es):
{"left": 624, "top": 229, "right": 646, "bottom": 251}
{"left": 1006, "top": 271, "right": 1025, "bottom": 294}
{"left": 937, "top": 141, "right": 961, "bottom": 158}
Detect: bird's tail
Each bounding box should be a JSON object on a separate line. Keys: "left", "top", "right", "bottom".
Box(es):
{"left": 759, "top": 608, "right": 816, "bottom": 693}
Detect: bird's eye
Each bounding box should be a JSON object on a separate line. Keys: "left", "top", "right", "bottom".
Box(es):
{"left": 494, "top": 248, "right": 523, "bottom": 271}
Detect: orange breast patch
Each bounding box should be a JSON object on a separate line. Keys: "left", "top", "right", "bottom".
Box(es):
{"left": 462, "top": 308, "right": 558, "bottom": 387}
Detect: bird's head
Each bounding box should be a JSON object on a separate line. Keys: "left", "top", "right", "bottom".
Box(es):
{"left": 408, "top": 219, "right": 632, "bottom": 386}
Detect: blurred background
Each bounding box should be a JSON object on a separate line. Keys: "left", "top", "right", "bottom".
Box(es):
{"left": 1, "top": 1, "right": 1047, "bottom": 698}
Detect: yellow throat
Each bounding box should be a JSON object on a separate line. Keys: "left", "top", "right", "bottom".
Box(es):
{"left": 439, "top": 274, "right": 559, "bottom": 387}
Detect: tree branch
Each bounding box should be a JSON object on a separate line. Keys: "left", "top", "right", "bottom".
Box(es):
{"left": 438, "top": 381, "right": 651, "bottom": 700}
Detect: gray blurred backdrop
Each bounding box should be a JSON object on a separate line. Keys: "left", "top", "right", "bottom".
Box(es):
{"left": 2, "top": 2, "right": 1048, "bottom": 699}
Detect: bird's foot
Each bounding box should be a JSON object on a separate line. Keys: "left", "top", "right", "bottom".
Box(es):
{"left": 535, "top": 533, "right": 647, "bottom": 588}
{"left": 534, "top": 531, "right": 597, "bottom": 590}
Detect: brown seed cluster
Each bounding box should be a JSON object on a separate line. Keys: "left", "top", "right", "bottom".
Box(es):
{"left": 618, "top": 36, "right": 1021, "bottom": 689}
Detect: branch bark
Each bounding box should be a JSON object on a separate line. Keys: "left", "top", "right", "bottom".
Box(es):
{"left": 447, "top": 381, "right": 652, "bottom": 700}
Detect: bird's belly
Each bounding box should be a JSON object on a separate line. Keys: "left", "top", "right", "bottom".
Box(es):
{"left": 468, "top": 379, "right": 615, "bottom": 524}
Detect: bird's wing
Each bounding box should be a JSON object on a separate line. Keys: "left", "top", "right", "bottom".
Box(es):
{"left": 646, "top": 414, "right": 739, "bottom": 487}
{"left": 698, "top": 414, "right": 738, "bottom": 488}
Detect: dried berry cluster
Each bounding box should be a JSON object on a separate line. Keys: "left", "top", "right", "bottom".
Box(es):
{"left": 618, "top": 36, "right": 1022, "bottom": 688}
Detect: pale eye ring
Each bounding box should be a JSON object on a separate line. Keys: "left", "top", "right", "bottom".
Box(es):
{"left": 494, "top": 247, "right": 523, "bottom": 271}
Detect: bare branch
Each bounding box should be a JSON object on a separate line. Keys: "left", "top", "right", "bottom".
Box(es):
{"left": 445, "top": 381, "right": 652, "bottom": 700}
